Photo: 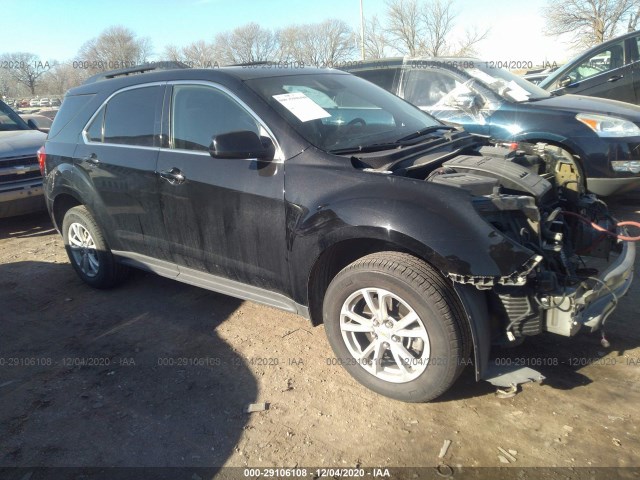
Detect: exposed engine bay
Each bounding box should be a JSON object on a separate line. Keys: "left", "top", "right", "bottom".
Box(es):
{"left": 355, "top": 139, "right": 636, "bottom": 344}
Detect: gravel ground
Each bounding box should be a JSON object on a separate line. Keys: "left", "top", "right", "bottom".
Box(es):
{"left": 0, "top": 198, "right": 639, "bottom": 479}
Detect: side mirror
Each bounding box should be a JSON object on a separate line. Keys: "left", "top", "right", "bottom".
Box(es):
{"left": 209, "top": 130, "right": 275, "bottom": 161}
{"left": 27, "top": 118, "right": 49, "bottom": 133}
{"left": 558, "top": 76, "right": 573, "bottom": 88}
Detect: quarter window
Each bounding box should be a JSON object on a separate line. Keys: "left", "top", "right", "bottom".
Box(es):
{"left": 356, "top": 68, "right": 399, "bottom": 91}
{"left": 86, "top": 106, "right": 104, "bottom": 142}
{"left": 171, "top": 85, "right": 259, "bottom": 152}
{"left": 101, "top": 86, "right": 162, "bottom": 146}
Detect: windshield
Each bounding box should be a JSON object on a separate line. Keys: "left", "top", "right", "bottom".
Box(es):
{"left": 0, "top": 101, "right": 30, "bottom": 131}
{"left": 463, "top": 64, "right": 551, "bottom": 102}
{"left": 245, "top": 73, "right": 444, "bottom": 153}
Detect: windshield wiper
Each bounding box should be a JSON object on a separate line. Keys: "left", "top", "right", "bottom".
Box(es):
{"left": 395, "top": 125, "right": 456, "bottom": 143}
{"left": 328, "top": 143, "right": 402, "bottom": 155}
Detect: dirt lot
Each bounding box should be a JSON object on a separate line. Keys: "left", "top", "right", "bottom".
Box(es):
{"left": 1, "top": 198, "right": 639, "bottom": 479}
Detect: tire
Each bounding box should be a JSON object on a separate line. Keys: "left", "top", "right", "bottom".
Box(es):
{"left": 323, "top": 252, "right": 470, "bottom": 402}
{"left": 62, "top": 205, "right": 129, "bottom": 289}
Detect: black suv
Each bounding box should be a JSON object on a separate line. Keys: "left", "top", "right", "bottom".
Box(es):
{"left": 43, "top": 64, "right": 635, "bottom": 402}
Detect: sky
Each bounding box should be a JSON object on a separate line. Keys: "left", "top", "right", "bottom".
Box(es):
{"left": 1, "top": 0, "right": 577, "bottom": 65}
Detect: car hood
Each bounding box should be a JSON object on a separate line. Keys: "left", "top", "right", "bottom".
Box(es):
{"left": 525, "top": 94, "right": 640, "bottom": 121}
{"left": 0, "top": 130, "right": 47, "bottom": 158}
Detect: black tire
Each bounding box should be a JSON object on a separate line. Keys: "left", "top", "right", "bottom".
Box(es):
{"left": 62, "top": 205, "right": 129, "bottom": 289}
{"left": 323, "top": 252, "right": 470, "bottom": 403}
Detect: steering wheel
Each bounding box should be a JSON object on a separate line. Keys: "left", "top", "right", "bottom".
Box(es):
{"left": 346, "top": 117, "right": 366, "bottom": 128}
{"left": 324, "top": 117, "right": 368, "bottom": 149}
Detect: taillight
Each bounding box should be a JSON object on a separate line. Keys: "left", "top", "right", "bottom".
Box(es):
{"left": 37, "top": 146, "right": 46, "bottom": 175}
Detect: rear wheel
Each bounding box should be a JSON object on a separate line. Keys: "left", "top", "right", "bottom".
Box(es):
{"left": 323, "top": 252, "right": 469, "bottom": 402}
{"left": 62, "top": 205, "right": 129, "bottom": 288}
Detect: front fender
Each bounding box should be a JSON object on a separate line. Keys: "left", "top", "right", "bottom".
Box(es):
{"left": 285, "top": 158, "right": 537, "bottom": 305}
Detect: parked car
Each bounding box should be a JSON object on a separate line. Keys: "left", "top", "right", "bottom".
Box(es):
{"left": 539, "top": 30, "right": 640, "bottom": 103}
{"left": 0, "top": 99, "right": 47, "bottom": 218}
{"left": 344, "top": 57, "right": 640, "bottom": 196}
{"left": 20, "top": 114, "right": 53, "bottom": 133}
{"left": 50, "top": 98, "right": 62, "bottom": 107}
{"left": 19, "top": 99, "right": 30, "bottom": 108}
{"left": 42, "top": 64, "right": 635, "bottom": 402}
{"left": 39, "top": 98, "right": 50, "bottom": 107}
{"left": 29, "top": 98, "right": 40, "bottom": 107}
{"left": 522, "top": 66, "right": 558, "bottom": 85}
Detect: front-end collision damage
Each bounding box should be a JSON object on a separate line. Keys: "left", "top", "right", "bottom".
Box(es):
{"left": 422, "top": 142, "right": 636, "bottom": 386}
{"left": 448, "top": 253, "right": 543, "bottom": 288}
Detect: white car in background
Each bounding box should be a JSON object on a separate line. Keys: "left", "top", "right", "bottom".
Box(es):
{"left": 39, "top": 98, "right": 50, "bottom": 107}
{"left": 29, "top": 99, "right": 40, "bottom": 107}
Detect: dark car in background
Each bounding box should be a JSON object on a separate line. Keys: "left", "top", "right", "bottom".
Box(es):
{"left": 539, "top": 30, "right": 640, "bottom": 104}
{"left": 0, "top": 99, "right": 47, "bottom": 218}
{"left": 345, "top": 57, "right": 640, "bottom": 196}
{"left": 41, "top": 63, "right": 634, "bottom": 402}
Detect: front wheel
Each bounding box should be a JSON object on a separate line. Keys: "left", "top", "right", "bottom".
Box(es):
{"left": 323, "top": 252, "right": 470, "bottom": 402}
{"left": 62, "top": 205, "right": 129, "bottom": 289}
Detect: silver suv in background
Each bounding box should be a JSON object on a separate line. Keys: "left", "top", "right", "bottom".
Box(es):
{"left": 0, "top": 100, "right": 47, "bottom": 218}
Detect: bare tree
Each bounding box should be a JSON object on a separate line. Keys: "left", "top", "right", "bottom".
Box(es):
{"left": 0, "top": 52, "right": 50, "bottom": 95}
{"left": 628, "top": 6, "right": 640, "bottom": 30}
{"left": 309, "top": 19, "right": 356, "bottom": 65}
{"left": 422, "top": 0, "right": 456, "bottom": 56}
{"left": 76, "top": 25, "right": 153, "bottom": 72}
{"left": 452, "top": 26, "right": 490, "bottom": 56}
{"left": 543, "top": 0, "right": 639, "bottom": 48}
{"left": 40, "top": 62, "right": 85, "bottom": 96}
{"left": 279, "top": 19, "right": 356, "bottom": 66}
{"left": 163, "top": 41, "right": 218, "bottom": 67}
{"left": 278, "top": 26, "right": 306, "bottom": 62}
{"left": 213, "top": 23, "right": 279, "bottom": 64}
{"left": 363, "top": 15, "right": 392, "bottom": 58}
{"left": 384, "top": 0, "right": 488, "bottom": 56}
{"left": 386, "top": 0, "right": 424, "bottom": 55}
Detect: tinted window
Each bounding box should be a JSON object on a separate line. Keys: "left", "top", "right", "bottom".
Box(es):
{"left": 49, "top": 94, "right": 94, "bottom": 138}
{"left": 171, "top": 85, "right": 259, "bottom": 151}
{"left": 355, "top": 68, "right": 398, "bottom": 91}
{"left": 103, "top": 86, "right": 162, "bottom": 146}
{"left": 403, "top": 69, "right": 459, "bottom": 107}
{"left": 566, "top": 40, "right": 626, "bottom": 83}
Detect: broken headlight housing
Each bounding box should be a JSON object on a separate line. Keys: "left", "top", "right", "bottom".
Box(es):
{"left": 611, "top": 160, "right": 640, "bottom": 174}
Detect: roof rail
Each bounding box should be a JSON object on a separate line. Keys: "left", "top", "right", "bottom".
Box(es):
{"left": 228, "top": 61, "right": 272, "bottom": 67}
{"left": 83, "top": 61, "right": 191, "bottom": 85}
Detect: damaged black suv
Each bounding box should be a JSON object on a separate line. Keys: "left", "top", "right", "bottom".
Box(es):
{"left": 42, "top": 64, "right": 635, "bottom": 402}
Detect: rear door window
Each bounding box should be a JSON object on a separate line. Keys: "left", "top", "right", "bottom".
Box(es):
{"left": 102, "top": 86, "right": 163, "bottom": 147}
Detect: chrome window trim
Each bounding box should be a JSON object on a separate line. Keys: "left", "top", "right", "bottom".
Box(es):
{"left": 81, "top": 82, "right": 167, "bottom": 151}
{"left": 81, "top": 79, "right": 284, "bottom": 162}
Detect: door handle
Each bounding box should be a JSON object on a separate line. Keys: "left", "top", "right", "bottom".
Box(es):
{"left": 158, "top": 167, "right": 186, "bottom": 185}
{"left": 83, "top": 153, "right": 100, "bottom": 165}
{"left": 608, "top": 75, "right": 623, "bottom": 82}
